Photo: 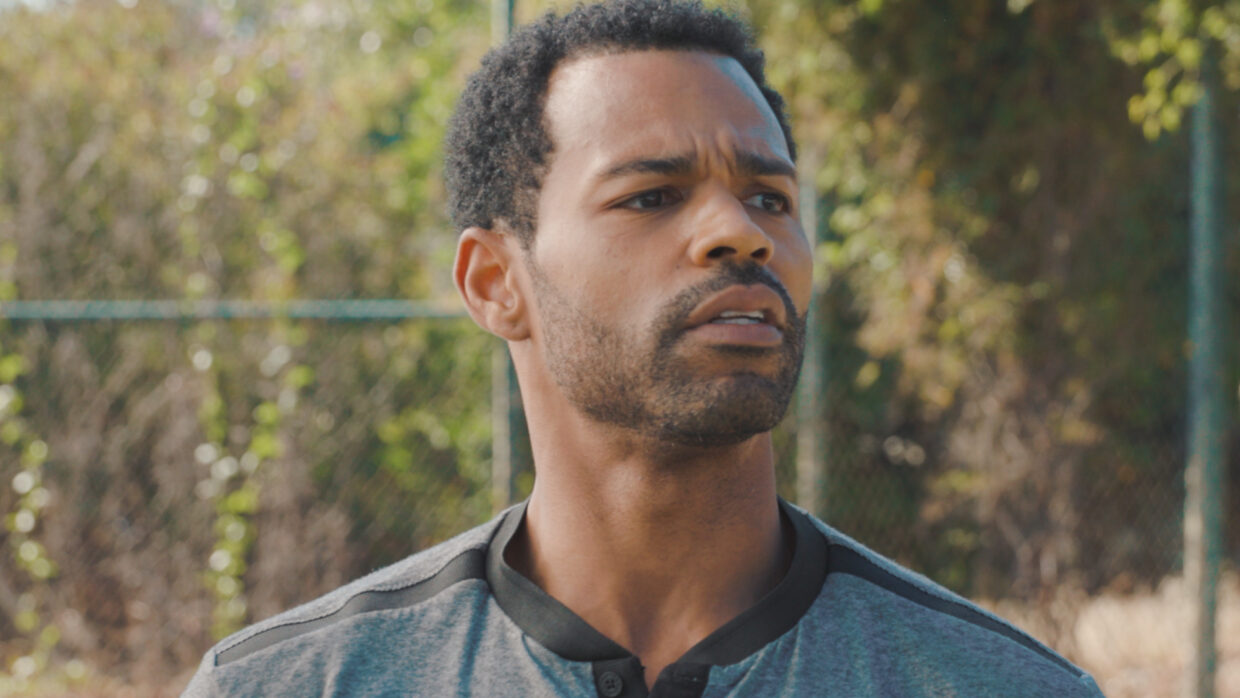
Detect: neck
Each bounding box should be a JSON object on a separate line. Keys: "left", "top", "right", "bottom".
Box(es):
{"left": 507, "top": 389, "right": 790, "bottom": 689}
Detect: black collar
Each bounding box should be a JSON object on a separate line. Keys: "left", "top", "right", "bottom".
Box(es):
{"left": 485, "top": 497, "right": 829, "bottom": 669}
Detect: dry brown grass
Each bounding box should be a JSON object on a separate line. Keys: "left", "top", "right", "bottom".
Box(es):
{"left": 986, "top": 571, "right": 1240, "bottom": 698}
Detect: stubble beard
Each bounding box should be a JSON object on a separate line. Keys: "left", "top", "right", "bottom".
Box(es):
{"left": 529, "top": 261, "right": 806, "bottom": 448}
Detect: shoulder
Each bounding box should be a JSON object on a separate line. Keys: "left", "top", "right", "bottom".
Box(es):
{"left": 182, "top": 512, "right": 507, "bottom": 697}
{"left": 791, "top": 505, "right": 1103, "bottom": 697}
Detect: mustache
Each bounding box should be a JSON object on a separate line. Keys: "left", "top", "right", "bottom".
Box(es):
{"left": 654, "top": 263, "right": 800, "bottom": 344}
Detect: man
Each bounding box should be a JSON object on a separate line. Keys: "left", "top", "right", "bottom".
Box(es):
{"left": 185, "top": 1, "right": 1103, "bottom": 695}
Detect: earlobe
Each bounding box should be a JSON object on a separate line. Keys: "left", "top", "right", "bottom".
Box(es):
{"left": 453, "top": 227, "right": 530, "bottom": 341}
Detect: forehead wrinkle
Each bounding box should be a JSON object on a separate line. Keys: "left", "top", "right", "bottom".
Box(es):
{"left": 595, "top": 145, "right": 794, "bottom": 183}
{"left": 598, "top": 154, "right": 696, "bottom": 180}
{"left": 545, "top": 52, "right": 791, "bottom": 183}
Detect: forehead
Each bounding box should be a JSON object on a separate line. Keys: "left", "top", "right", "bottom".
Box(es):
{"left": 541, "top": 50, "right": 790, "bottom": 172}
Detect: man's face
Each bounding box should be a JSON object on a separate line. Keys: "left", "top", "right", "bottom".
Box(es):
{"left": 524, "top": 50, "right": 813, "bottom": 447}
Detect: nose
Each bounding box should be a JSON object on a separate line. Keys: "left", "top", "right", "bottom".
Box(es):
{"left": 686, "top": 188, "right": 773, "bottom": 266}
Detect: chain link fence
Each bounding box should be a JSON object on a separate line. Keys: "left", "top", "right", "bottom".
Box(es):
{"left": 0, "top": 313, "right": 499, "bottom": 693}
{"left": 2, "top": 0, "right": 1237, "bottom": 695}
{"left": 0, "top": 303, "right": 1231, "bottom": 697}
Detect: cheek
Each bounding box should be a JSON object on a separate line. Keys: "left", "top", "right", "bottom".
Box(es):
{"left": 554, "top": 238, "right": 674, "bottom": 305}
{"left": 536, "top": 254, "right": 647, "bottom": 329}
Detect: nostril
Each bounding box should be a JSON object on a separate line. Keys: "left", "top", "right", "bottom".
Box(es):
{"left": 707, "top": 246, "right": 735, "bottom": 259}
{"left": 751, "top": 247, "right": 770, "bottom": 262}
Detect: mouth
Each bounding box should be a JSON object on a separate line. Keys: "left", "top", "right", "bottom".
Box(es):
{"left": 682, "top": 285, "right": 787, "bottom": 348}
{"left": 685, "top": 285, "right": 787, "bottom": 331}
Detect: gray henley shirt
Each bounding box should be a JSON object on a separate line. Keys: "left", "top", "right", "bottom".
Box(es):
{"left": 183, "top": 500, "right": 1104, "bottom": 697}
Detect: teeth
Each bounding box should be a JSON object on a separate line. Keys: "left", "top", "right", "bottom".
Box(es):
{"left": 713, "top": 310, "right": 764, "bottom": 324}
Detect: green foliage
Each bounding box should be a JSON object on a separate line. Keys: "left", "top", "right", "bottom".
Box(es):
{"left": 0, "top": 344, "right": 56, "bottom": 679}
{"left": 1108, "top": 0, "right": 1240, "bottom": 138}
{"left": 0, "top": 142, "right": 55, "bottom": 682}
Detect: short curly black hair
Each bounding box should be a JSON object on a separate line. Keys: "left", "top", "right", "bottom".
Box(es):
{"left": 443, "top": 0, "right": 795, "bottom": 245}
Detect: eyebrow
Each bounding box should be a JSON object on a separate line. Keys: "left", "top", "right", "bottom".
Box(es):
{"left": 735, "top": 151, "right": 797, "bottom": 179}
{"left": 597, "top": 150, "right": 796, "bottom": 181}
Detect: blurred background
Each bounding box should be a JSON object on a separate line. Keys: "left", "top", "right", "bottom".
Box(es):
{"left": 0, "top": 0, "right": 1237, "bottom": 695}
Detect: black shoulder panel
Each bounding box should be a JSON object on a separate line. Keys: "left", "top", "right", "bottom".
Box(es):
{"left": 216, "top": 547, "right": 486, "bottom": 666}
{"left": 827, "top": 544, "right": 1080, "bottom": 676}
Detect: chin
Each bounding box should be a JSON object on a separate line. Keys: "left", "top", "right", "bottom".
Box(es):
{"left": 651, "top": 374, "right": 792, "bottom": 448}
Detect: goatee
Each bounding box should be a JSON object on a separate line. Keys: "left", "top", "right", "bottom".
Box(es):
{"left": 530, "top": 261, "right": 806, "bottom": 448}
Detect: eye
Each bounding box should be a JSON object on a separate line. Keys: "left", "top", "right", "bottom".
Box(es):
{"left": 618, "top": 188, "right": 682, "bottom": 211}
{"left": 744, "top": 192, "right": 791, "bottom": 214}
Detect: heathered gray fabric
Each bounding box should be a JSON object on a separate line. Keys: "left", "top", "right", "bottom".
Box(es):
{"left": 182, "top": 503, "right": 1103, "bottom": 697}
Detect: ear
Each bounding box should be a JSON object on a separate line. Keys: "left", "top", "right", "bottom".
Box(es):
{"left": 454, "top": 227, "right": 530, "bottom": 341}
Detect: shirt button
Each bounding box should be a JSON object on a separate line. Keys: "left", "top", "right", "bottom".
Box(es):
{"left": 598, "top": 670, "right": 624, "bottom": 697}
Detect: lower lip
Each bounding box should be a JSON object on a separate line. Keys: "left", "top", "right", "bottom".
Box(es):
{"left": 686, "top": 322, "right": 783, "bottom": 347}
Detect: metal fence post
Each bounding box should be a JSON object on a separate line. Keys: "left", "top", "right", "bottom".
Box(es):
{"left": 488, "top": 0, "right": 520, "bottom": 517}
{"left": 491, "top": 0, "right": 513, "bottom": 48}
{"left": 491, "top": 343, "right": 514, "bottom": 514}
{"left": 796, "top": 147, "right": 826, "bottom": 517}
{"left": 1184, "top": 42, "right": 1226, "bottom": 698}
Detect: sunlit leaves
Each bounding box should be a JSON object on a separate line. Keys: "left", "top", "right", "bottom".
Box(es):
{"left": 1108, "top": 0, "right": 1240, "bottom": 139}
